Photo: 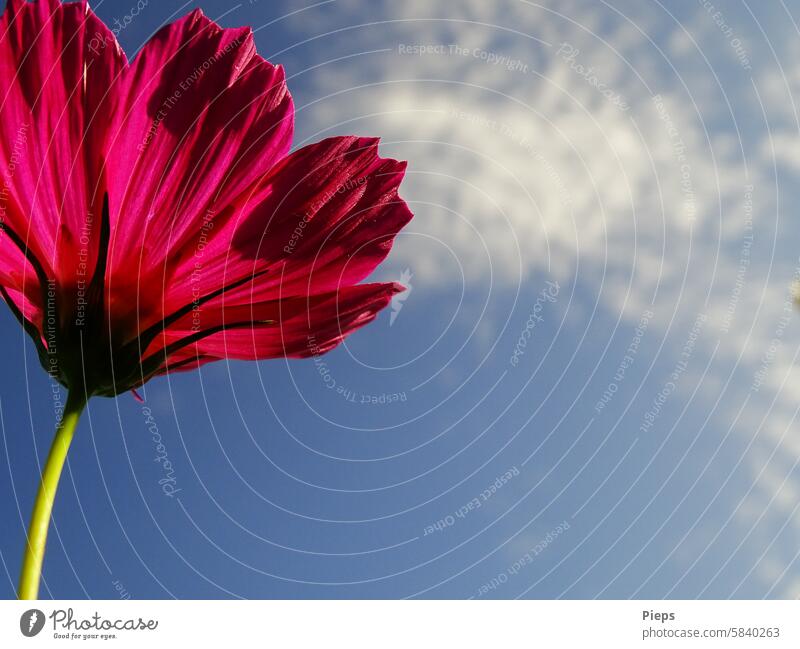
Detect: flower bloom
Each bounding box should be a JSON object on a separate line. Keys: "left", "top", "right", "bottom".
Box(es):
{"left": 0, "top": 0, "right": 412, "bottom": 396}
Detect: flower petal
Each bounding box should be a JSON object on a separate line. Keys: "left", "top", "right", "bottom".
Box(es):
{"left": 0, "top": 0, "right": 125, "bottom": 315}
{"left": 156, "top": 136, "right": 411, "bottom": 331}
{"left": 147, "top": 282, "right": 403, "bottom": 372}
{"left": 104, "top": 9, "right": 293, "bottom": 298}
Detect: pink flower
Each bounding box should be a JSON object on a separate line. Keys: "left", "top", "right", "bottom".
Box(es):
{"left": 0, "top": 0, "right": 412, "bottom": 396}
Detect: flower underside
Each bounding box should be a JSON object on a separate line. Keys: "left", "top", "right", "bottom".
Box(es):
{"left": 0, "top": 0, "right": 412, "bottom": 396}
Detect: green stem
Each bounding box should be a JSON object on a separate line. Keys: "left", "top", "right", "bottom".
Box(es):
{"left": 18, "top": 390, "right": 86, "bottom": 600}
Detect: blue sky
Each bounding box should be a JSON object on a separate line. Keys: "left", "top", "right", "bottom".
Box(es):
{"left": 2, "top": 0, "right": 800, "bottom": 599}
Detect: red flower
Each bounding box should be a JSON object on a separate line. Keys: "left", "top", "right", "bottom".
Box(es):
{"left": 0, "top": 0, "right": 412, "bottom": 396}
